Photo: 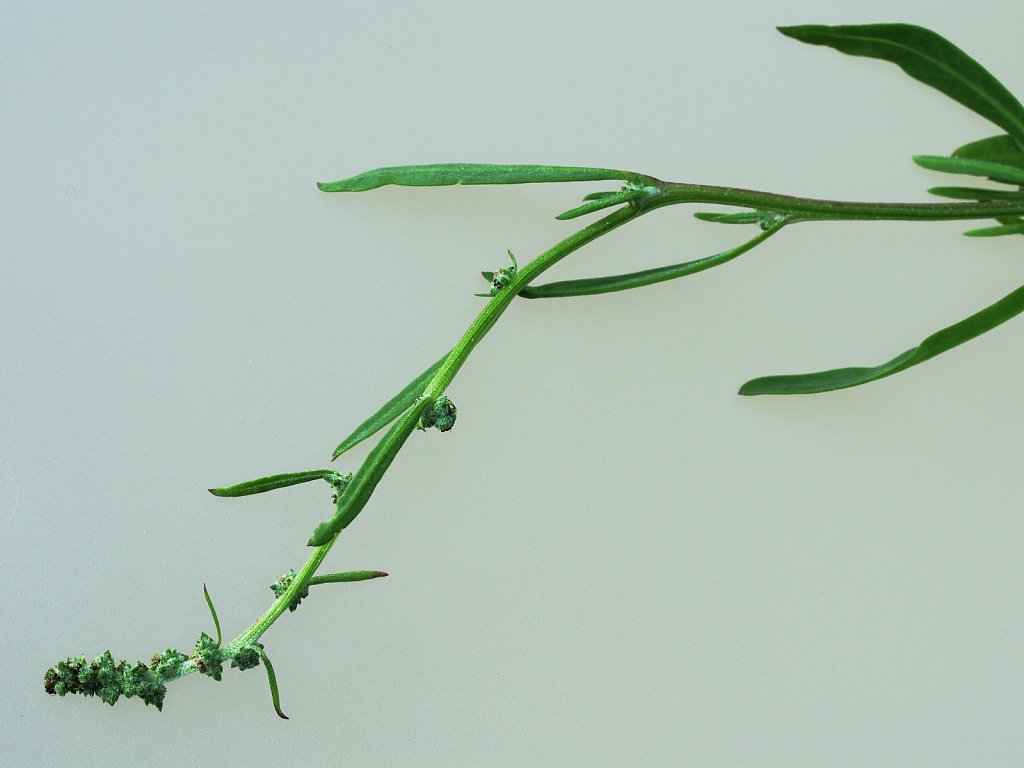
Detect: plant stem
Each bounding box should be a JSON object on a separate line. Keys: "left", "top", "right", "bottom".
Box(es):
{"left": 424, "top": 205, "right": 642, "bottom": 394}
{"left": 653, "top": 180, "right": 1024, "bottom": 221}
{"left": 219, "top": 206, "right": 643, "bottom": 658}
{"left": 158, "top": 176, "right": 1024, "bottom": 693}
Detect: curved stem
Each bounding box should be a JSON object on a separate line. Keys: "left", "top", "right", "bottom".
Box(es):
{"left": 217, "top": 207, "right": 643, "bottom": 655}
{"left": 217, "top": 182, "right": 1024, "bottom": 657}
{"left": 147, "top": 174, "right": 1024, "bottom": 698}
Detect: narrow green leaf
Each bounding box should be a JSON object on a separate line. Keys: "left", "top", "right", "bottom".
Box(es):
{"left": 517, "top": 225, "right": 781, "bottom": 299}
{"left": 209, "top": 470, "right": 339, "bottom": 497}
{"left": 913, "top": 154, "right": 1024, "bottom": 186}
{"left": 581, "top": 191, "right": 619, "bottom": 201}
{"left": 555, "top": 188, "right": 643, "bottom": 220}
{"left": 203, "top": 584, "right": 222, "bottom": 648}
{"left": 927, "top": 186, "right": 1024, "bottom": 201}
{"left": 778, "top": 24, "right": 1024, "bottom": 145}
{"left": 953, "top": 134, "right": 1024, "bottom": 169}
{"left": 308, "top": 570, "right": 389, "bottom": 586}
{"left": 739, "top": 282, "right": 1024, "bottom": 395}
{"left": 311, "top": 401, "right": 429, "bottom": 546}
{"left": 693, "top": 210, "right": 765, "bottom": 224}
{"left": 964, "top": 222, "right": 1024, "bottom": 237}
{"left": 317, "top": 164, "right": 649, "bottom": 192}
{"left": 332, "top": 353, "right": 448, "bottom": 460}
{"left": 259, "top": 649, "right": 288, "bottom": 719}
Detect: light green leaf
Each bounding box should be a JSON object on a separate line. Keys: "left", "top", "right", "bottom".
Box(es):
{"left": 516, "top": 225, "right": 781, "bottom": 299}
{"left": 203, "top": 584, "right": 222, "bottom": 648}
{"left": 209, "top": 470, "right": 340, "bottom": 497}
{"left": 332, "top": 353, "right": 447, "bottom": 460}
{"left": 739, "top": 283, "right": 1024, "bottom": 395}
{"left": 317, "top": 164, "right": 649, "bottom": 192}
{"left": 778, "top": 24, "right": 1024, "bottom": 146}
{"left": 913, "top": 154, "right": 1024, "bottom": 186}
{"left": 953, "top": 134, "right": 1024, "bottom": 169}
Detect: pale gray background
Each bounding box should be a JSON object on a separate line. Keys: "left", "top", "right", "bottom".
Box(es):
{"left": 3, "top": 1, "right": 1023, "bottom": 766}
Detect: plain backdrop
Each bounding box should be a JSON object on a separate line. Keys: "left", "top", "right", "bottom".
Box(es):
{"left": 3, "top": 1, "right": 1023, "bottom": 766}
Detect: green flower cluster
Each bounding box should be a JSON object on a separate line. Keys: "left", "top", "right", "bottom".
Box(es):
{"left": 44, "top": 636, "right": 264, "bottom": 710}
{"left": 193, "top": 632, "right": 225, "bottom": 680}
{"left": 271, "top": 568, "right": 309, "bottom": 612}
{"left": 43, "top": 648, "right": 188, "bottom": 710}
{"left": 419, "top": 396, "right": 457, "bottom": 432}
{"left": 326, "top": 471, "right": 353, "bottom": 503}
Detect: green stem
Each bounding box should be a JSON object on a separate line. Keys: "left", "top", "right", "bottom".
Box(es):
{"left": 155, "top": 175, "right": 1024, "bottom": 695}
{"left": 653, "top": 180, "right": 1024, "bottom": 221}
{"left": 221, "top": 207, "right": 642, "bottom": 653}
{"left": 425, "top": 205, "right": 641, "bottom": 395}
{"left": 225, "top": 538, "right": 340, "bottom": 653}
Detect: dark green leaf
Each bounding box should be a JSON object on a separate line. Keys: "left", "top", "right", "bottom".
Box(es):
{"left": 317, "top": 164, "right": 649, "bottom": 192}
{"left": 581, "top": 191, "right": 619, "bottom": 201}
{"left": 209, "top": 470, "right": 339, "bottom": 497}
{"left": 693, "top": 210, "right": 765, "bottom": 224}
{"left": 739, "top": 282, "right": 1024, "bottom": 395}
{"left": 954, "top": 134, "right": 1024, "bottom": 169}
{"left": 964, "top": 221, "right": 1024, "bottom": 237}
{"left": 259, "top": 649, "right": 288, "bottom": 719}
{"left": 308, "top": 570, "right": 389, "bottom": 586}
{"left": 555, "top": 188, "right": 644, "bottom": 220}
{"left": 203, "top": 584, "right": 222, "bottom": 648}
{"left": 311, "top": 401, "right": 428, "bottom": 546}
{"left": 927, "top": 186, "right": 1024, "bottom": 201}
{"left": 517, "top": 225, "right": 781, "bottom": 299}
{"left": 913, "top": 154, "right": 1024, "bottom": 186}
{"left": 332, "top": 353, "right": 447, "bottom": 460}
{"left": 778, "top": 24, "right": 1024, "bottom": 145}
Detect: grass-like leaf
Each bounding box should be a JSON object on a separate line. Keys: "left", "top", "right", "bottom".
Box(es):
{"left": 555, "top": 188, "right": 644, "bottom": 220}
{"left": 203, "top": 584, "right": 222, "bottom": 648}
{"left": 311, "top": 402, "right": 428, "bottom": 546}
{"left": 514, "top": 225, "right": 781, "bottom": 299}
{"left": 913, "top": 155, "right": 1024, "bottom": 186}
{"left": 693, "top": 210, "right": 766, "bottom": 224}
{"left": 209, "top": 470, "right": 339, "bottom": 497}
{"left": 739, "top": 283, "right": 1024, "bottom": 395}
{"left": 927, "top": 186, "right": 1024, "bottom": 201}
{"left": 259, "top": 649, "right": 288, "bottom": 719}
{"left": 332, "top": 353, "right": 447, "bottom": 460}
{"left": 308, "top": 570, "right": 389, "bottom": 586}
{"left": 778, "top": 24, "right": 1024, "bottom": 146}
{"left": 964, "top": 221, "right": 1024, "bottom": 237}
{"left": 953, "top": 134, "right": 1024, "bottom": 169}
{"left": 317, "top": 164, "right": 649, "bottom": 192}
